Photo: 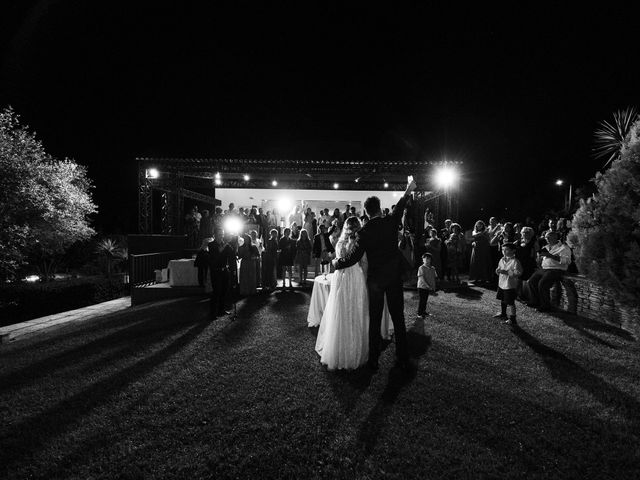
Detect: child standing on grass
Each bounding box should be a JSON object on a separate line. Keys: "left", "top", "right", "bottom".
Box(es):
{"left": 417, "top": 253, "right": 437, "bottom": 318}
{"left": 494, "top": 243, "right": 523, "bottom": 326}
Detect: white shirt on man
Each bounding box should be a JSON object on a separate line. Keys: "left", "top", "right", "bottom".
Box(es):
{"left": 542, "top": 242, "right": 572, "bottom": 270}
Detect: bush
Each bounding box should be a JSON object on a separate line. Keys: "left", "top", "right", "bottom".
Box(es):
{"left": 0, "top": 276, "right": 128, "bottom": 326}
{"left": 571, "top": 118, "right": 640, "bottom": 307}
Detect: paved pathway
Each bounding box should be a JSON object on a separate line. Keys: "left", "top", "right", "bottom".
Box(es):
{"left": 0, "top": 297, "right": 131, "bottom": 344}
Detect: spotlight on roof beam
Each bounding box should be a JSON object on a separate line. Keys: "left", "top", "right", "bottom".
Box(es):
{"left": 145, "top": 168, "right": 160, "bottom": 179}
{"left": 272, "top": 180, "right": 278, "bottom": 187}
{"left": 434, "top": 166, "right": 458, "bottom": 189}
{"left": 333, "top": 183, "right": 339, "bottom": 189}
{"left": 243, "top": 174, "right": 250, "bottom": 181}
{"left": 384, "top": 182, "right": 389, "bottom": 188}
{"left": 214, "top": 178, "right": 222, "bottom": 186}
{"left": 215, "top": 172, "right": 221, "bottom": 180}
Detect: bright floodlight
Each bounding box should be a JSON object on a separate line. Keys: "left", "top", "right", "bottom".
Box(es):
{"left": 224, "top": 216, "right": 243, "bottom": 235}
{"left": 333, "top": 183, "right": 339, "bottom": 189}
{"left": 243, "top": 174, "right": 250, "bottom": 181}
{"left": 214, "top": 178, "right": 222, "bottom": 186}
{"left": 555, "top": 179, "right": 564, "bottom": 186}
{"left": 214, "top": 172, "right": 221, "bottom": 179}
{"left": 384, "top": 182, "right": 389, "bottom": 188}
{"left": 277, "top": 198, "right": 292, "bottom": 213}
{"left": 146, "top": 168, "right": 159, "bottom": 179}
{"left": 434, "top": 167, "right": 458, "bottom": 189}
{"left": 272, "top": 180, "right": 278, "bottom": 187}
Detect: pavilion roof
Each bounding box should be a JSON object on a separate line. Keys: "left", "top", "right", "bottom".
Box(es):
{"left": 137, "top": 157, "right": 462, "bottom": 190}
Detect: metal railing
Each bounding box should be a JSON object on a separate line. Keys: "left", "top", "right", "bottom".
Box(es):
{"left": 130, "top": 251, "right": 186, "bottom": 288}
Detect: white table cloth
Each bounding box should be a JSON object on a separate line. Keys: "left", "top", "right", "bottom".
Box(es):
{"left": 307, "top": 274, "right": 332, "bottom": 327}
{"left": 168, "top": 259, "right": 199, "bottom": 287}
{"left": 307, "top": 274, "right": 394, "bottom": 339}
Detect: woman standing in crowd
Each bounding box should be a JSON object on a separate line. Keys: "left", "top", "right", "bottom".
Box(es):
{"left": 469, "top": 220, "right": 491, "bottom": 285}
{"left": 291, "top": 222, "right": 300, "bottom": 240}
{"left": 278, "top": 227, "right": 296, "bottom": 289}
{"left": 238, "top": 232, "right": 258, "bottom": 296}
{"left": 267, "top": 210, "right": 278, "bottom": 236}
{"left": 446, "top": 223, "right": 464, "bottom": 284}
{"left": 425, "top": 228, "right": 443, "bottom": 280}
{"left": 295, "top": 229, "right": 313, "bottom": 286}
{"left": 439, "top": 227, "right": 449, "bottom": 280}
{"left": 399, "top": 227, "right": 414, "bottom": 267}
{"left": 303, "top": 208, "right": 315, "bottom": 241}
{"left": 332, "top": 208, "right": 342, "bottom": 228}
{"left": 250, "top": 230, "right": 263, "bottom": 288}
{"left": 262, "top": 229, "right": 279, "bottom": 292}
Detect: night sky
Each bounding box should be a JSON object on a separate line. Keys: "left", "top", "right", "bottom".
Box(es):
{"left": 1, "top": 3, "right": 638, "bottom": 232}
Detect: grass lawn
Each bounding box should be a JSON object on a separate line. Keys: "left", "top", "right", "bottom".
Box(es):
{"left": 1, "top": 285, "right": 639, "bottom": 479}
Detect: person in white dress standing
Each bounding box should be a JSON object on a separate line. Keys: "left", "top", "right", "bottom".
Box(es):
{"left": 315, "top": 216, "right": 370, "bottom": 370}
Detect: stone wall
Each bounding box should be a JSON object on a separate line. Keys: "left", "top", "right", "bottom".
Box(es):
{"left": 550, "top": 274, "right": 640, "bottom": 338}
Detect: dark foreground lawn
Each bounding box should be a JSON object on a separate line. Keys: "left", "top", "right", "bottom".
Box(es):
{"left": 1, "top": 286, "right": 639, "bottom": 479}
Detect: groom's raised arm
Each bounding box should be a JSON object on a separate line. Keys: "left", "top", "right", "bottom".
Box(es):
{"left": 391, "top": 178, "right": 417, "bottom": 226}
{"left": 334, "top": 231, "right": 366, "bottom": 270}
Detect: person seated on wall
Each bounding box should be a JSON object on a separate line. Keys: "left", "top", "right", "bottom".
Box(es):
{"left": 525, "top": 231, "right": 572, "bottom": 312}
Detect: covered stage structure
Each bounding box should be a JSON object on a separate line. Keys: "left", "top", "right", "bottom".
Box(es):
{"left": 137, "top": 157, "right": 462, "bottom": 236}
{"left": 130, "top": 157, "right": 462, "bottom": 305}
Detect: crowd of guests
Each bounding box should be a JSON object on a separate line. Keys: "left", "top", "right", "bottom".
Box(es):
{"left": 409, "top": 213, "right": 575, "bottom": 325}
{"left": 191, "top": 202, "right": 377, "bottom": 306}
{"left": 189, "top": 200, "right": 576, "bottom": 323}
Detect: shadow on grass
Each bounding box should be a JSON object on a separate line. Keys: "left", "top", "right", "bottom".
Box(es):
{"left": 550, "top": 311, "right": 635, "bottom": 345}
{"left": 356, "top": 366, "right": 417, "bottom": 455}
{"left": 219, "top": 294, "right": 273, "bottom": 345}
{"left": 0, "top": 317, "right": 210, "bottom": 476}
{"left": 0, "top": 298, "right": 209, "bottom": 393}
{"left": 327, "top": 367, "right": 374, "bottom": 414}
{"left": 454, "top": 286, "right": 484, "bottom": 301}
{"left": 270, "top": 290, "right": 308, "bottom": 309}
{"left": 308, "top": 325, "right": 319, "bottom": 339}
{"left": 511, "top": 324, "right": 640, "bottom": 426}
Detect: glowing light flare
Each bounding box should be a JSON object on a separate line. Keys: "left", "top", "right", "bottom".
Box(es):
{"left": 333, "top": 183, "right": 339, "bottom": 189}
{"left": 555, "top": 179, "right": 564, "bottom": 186}
{"left": 214, "top": 178, "right": 222, "bottom": 186}
{"left": 384, "top": 182, "right": 389, "bottom": 188}
{"left": 271, "top": 180, "right": 278, "bottom": 187}
{"left": 243, "top": 174, "right": 250, "bottom": 181}
{"left": 434, "top": 167, "right": 459, "bottom": 189}
{"left": 223, "top": 216, "right": 243, "bottom": 235}
{"left": 277, "top": 198, "right": 292, "bottom": 213}
{"left": 145, "top": 168, "right": 160, "bottom": 179}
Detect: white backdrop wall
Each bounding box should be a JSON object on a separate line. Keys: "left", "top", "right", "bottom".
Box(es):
{"left": 216, "top": 188, "right": 407, "bottom": 214}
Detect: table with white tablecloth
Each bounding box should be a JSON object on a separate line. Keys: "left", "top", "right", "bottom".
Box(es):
{"left": 307, "top": 274, "right": 332, "bottom": 327}
{"left": 168, "top": 258, "right": 199, "bottom": 287}
{"left": 307, "top": 274, "right": 394, "bottom": 339}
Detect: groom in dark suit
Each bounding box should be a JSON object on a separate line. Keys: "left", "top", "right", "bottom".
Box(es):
{"left": 333, "top": 178, "right": 417, "bottom": 371}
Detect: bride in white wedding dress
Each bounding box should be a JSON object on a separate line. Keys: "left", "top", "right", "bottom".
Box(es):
{"left": 315, "top": 216, "right": 393, "bottom": 370}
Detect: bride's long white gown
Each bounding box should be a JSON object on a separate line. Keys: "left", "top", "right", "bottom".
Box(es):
{"left": 315, "top": 239, "right": 393, "bottom": 370}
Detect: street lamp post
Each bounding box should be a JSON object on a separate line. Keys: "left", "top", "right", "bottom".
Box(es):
{"left": 555, "top": 179, "right": 572, "bottom": 212}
